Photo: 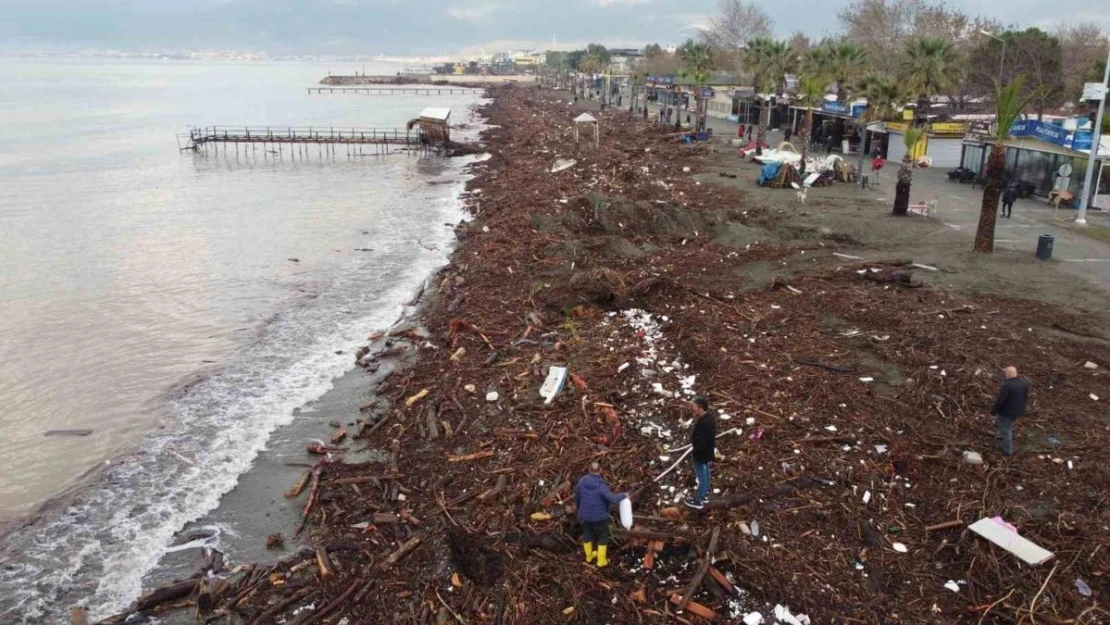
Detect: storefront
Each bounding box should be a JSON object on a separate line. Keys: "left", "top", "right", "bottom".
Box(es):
{"left": 959, "top": 120, "right": 1109, "bottom": 204}
{"left": 885, "top": 121, "right": 967, "bottom": 168}
{"left": 787, "top": 100, "right": 871, "bottom": 154}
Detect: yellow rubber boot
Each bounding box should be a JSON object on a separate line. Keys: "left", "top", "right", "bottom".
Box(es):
{"left": 596, "top": 544, "right": 609, "bottom": 568}
{"left": 583, "top": 542, "right": 596, "bottom": 563}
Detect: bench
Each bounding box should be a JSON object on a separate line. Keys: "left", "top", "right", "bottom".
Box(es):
{"left": 907, "top": 199, "right": 937, "bottom": 217}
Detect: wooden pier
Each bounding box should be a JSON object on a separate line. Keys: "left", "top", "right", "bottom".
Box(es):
{"left": 307, "top": 87, "right": 481, "bottom": 96}
{"left": 178, "top": 125, "right": 432, "bottom": 157}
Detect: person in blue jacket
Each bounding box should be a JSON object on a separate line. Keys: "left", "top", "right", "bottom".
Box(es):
{"left": 573, "top": 462, "right": 628, "bottom": 568}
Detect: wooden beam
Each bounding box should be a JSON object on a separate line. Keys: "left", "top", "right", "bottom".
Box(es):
{"left": 679, "top": 525, "right": 721, "bottom": 611}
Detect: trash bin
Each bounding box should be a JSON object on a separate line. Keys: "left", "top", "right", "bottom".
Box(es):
{"left": 1036, "top": 234, "right": 1054, "bottom": 260}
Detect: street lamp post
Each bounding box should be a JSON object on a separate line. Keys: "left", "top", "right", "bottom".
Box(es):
{"left": 1077, "top": 45, "right": 1110, "bottom": 226}
{"left": 980, "top": 30, "right": 1006, "bottom": 84}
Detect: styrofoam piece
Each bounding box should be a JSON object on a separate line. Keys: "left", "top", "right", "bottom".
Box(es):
{"left": 968, "top": 517, "right": 1054, "bottom": 565}
{"left": 550, "top": 159, "right": 577, "bottom": 173}
{"left": 773, "top": 605, "right": 810, "bottom": 624}
{"left": 619, "top": 498, "right": 633, "bottom": 529}
{"left": 539, "top": 366, "right": 568, "bottom": 405}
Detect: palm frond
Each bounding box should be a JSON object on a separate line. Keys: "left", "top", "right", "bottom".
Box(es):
{"left": 903, "top": 126, "right": 925, "bottom": 151}
{"left": 993, "top": 75, "right": 1035, "bottom": 145}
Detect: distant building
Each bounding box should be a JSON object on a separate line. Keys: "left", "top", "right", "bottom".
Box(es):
{"left": 608, "top": 48, "right": 642, "bottom": 75}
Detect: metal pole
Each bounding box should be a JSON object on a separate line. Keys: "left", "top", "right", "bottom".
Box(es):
{"left": 1077, "top": 45, "right": 1110, "bottom": 225}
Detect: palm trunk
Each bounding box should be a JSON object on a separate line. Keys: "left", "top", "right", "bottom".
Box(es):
{"left": 892, "top": 156, "right": 913, "bottom": 216}
{"left": 800, "top": 110, "right": 813, "bottom": 169}
{"left": 973, "top": 145, "right": 1005, "bottom": 252}
{"left": 756, "top": 100, "right": 768, "bottom": 154}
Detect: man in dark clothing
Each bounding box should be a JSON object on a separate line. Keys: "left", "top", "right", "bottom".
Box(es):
{"left": 574, "top": 462, "right": 627, "bottom": 568}
{"left": 784, "top": 127, "right": 793, "bottom": 142}
{"left": 991, "top": 366, "right": 1030, "bottom": 456}
{"left": 1001, "top": 184, "right": 1018, "bottom": 218}
{"left": 684, "top": 397, "right": 717, "bottom": 509}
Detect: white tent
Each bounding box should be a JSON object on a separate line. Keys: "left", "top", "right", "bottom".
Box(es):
{"left": 573, "top": 113, "right": 599, "bottom": 146}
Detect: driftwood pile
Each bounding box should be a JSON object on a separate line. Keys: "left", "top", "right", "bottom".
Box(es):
{"left": 94, "top": 86, "right": 1110, "bottom": 625}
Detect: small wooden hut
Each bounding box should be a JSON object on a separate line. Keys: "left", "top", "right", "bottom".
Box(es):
{"left": 407, "top": 107, "right": 451, "bottom": 145}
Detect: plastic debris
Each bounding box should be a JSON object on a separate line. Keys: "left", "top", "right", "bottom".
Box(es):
{"left": 550, "top": 158, "right": 577, "bottom": 173}
{"left": 862, "top": 490, "right": 872, "bottom": 504}
{"left": 968, "top": 517, "right": 1054, "bottom": 565}
{"left": 538, "top": 366, "right": 568, "bottom": 405}
{"left": 944, "top": 580, "right": 960, "bottom": 592}
{"left": 773, "top": 605, "right": 811, "bottom": 625}
{"left": 1091, "top": 393, "right": 1099, "bottom": 401}
{"left": 859, "top": 377, "right": 874, "bottom": 383}
{"left": 485, "top": 391, "right": 499, "bottom": 402}
{"left": 1076, "top": 578, "right": 1092, "bottom": 597}
{"left": 892, "top": 543, "right": 908, "bottom": 553}
{"left": 1084, "top": 361, "right": 1098, "bottom": 369}
{"left": 962, "top": 451, "right": 984, "bottom": 465}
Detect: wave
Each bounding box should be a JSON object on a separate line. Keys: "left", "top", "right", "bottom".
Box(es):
{"left": 0, "top": 153, "right": 481, "bottom": 623}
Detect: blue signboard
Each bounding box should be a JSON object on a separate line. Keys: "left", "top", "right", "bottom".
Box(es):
{"left": 1071, "top": 130, "right": 1093, "bottom": 151}
{"left": 851, "top": 103, "right": 867, "bottom": 118}
{"left": 1010, "top": 120, "right": 1068, "bottom": 146}
{"left": 820, "top": 101, "right": 850, "bottom": 116}
{"left": 701, "top": 88, "right": 714, "bottom": 98}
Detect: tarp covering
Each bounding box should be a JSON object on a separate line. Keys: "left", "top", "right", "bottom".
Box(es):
{"left": 758, "top": 162, "right": 782, "bottom": 186}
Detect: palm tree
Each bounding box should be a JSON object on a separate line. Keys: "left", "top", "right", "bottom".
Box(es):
{"left": 742, "top": 38, "right": 770, "bottom": 153}
{"left": 857, "top": 74, "right": 903, "bottom": 123}
{"left": 856, "top": 74, "right": 904, "bottom": 175}
{"left": 892, "top": 126, "right": 925, "bottom": 216}
{"left": 679, "top": 40, "right": 715, "bottom": 132}
{"left": 827, "top": 42, "right": 868, "bottom": 102}
{"left": 899, "top": 38, "right": 962, "bottom": 125}
{"left": 974, "top": 76, "right": 1034, "bottom": 252}
{"left": 745, "top": 38, "right": 793, "bottom": 155}
{"left": 579, "top": 53, "right": 601, "bottom": 91}
{"left": 794, "top": 75, "right": 827, "bottom": 166}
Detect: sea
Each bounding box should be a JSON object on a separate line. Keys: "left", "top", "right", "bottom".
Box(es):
{"left": 0, "top": 58, "right": 486, "bottom": 622}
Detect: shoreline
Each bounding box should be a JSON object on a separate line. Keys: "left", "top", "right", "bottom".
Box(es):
{"left": 91, "top": 86, "right": 1110, "bottom": 624}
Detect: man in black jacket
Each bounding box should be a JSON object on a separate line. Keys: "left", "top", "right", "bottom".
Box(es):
{"left": 1001, "top": 184, "right": 1018, "bottom": 218}
{"left": 684, "top": 397, "right": 717, "bottom": 509}
{"left": 991, "top": 366, "right": 1030, "bottom": 456}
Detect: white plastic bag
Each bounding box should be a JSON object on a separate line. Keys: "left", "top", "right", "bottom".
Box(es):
{"left": 619, "top": 497, "right": 633, "bottom": 529}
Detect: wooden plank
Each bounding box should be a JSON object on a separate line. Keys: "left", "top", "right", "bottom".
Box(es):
{"left": 668, "top": 594, "right": 716, "bottom": 621}
{"left": 679, "top": 525, "right": 721, "bottom": 611}
{"left": 707, "top": 566, "right": 733, "bottom": 594}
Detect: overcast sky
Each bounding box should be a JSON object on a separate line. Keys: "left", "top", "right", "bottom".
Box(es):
{"left": 1, "top": 0, "right": 1107, "bottom": 56}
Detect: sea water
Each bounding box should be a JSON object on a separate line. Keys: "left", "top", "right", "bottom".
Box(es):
{"left": 0, "top": 58, "right": 485, "bottom": 621}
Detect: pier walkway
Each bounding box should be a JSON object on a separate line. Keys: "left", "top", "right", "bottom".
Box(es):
{"left": 179, "top": 125, "right": 430, "bottom": 156}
